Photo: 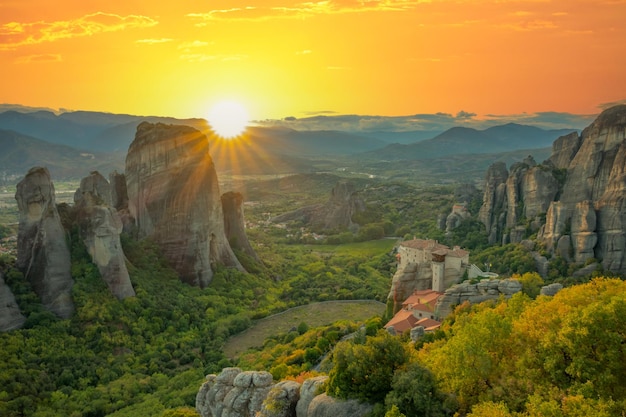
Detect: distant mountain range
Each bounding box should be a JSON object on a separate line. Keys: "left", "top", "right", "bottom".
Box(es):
{"left": 0, "top": 106, "right": 579, "bottom": 183}
{"left": 360, "top": 124, "right": 576, "bottom": 161}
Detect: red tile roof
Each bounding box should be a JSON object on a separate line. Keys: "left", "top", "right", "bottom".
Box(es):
{"left": 384, "top": 310, "right": 418, "bottom": 333}
{"left": 402, "top": 289, "right": 444, "bottom": 313}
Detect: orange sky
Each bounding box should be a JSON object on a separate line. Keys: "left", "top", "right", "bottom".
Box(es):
{"left": 1, "top": 0, "right": 625, "bottom": 120}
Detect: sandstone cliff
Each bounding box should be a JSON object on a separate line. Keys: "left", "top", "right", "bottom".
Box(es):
{"left": 478, "top": 105, "right": 626, "bottom": 275}
{"left": 221, "top": 191, "right": 260, "bottom": 262}
{"left": 125, "top": 122, "right": 243, "bottom": 287}
{"left": 74, "top": 171, "right": 136, "bottom": 300}
{"left": 272, "top": 181, "right": 366, "bottom": 232}
{"left": 0, "top": 271, "right": 26, "bottom": 331}
{"left": 15, "top": 167, "right": 74, "bottom": 318}
{"left": 196, "top": 368, "right": 372, "bottom": 417}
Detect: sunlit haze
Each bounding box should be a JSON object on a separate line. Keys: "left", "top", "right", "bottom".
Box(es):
{"left": 1, "top": 1, "right": 625, "bottom": 120}
{"left": 207, "top": 100, "right": 249, "bottom": 138}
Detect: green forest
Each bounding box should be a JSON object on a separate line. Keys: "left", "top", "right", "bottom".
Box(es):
{"left": 0, "top": 175, "right": 624, "bottom": 416}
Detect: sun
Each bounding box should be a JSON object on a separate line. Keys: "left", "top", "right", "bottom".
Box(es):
{"left": 207, "top": 100, "right": 249, "bottom": 139}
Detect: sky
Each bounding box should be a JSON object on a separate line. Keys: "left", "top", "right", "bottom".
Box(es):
{"left": 1, "top": 0, "right": 625, "bottom": 123}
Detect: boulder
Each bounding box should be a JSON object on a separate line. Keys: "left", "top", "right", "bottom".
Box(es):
{"left": 307, "top": 393, "right": 372, "bottom": 417}
{"left": 258, "top": 380, "right": 301, "bottom": 417}
{"left": 296, "top": 376, "right": 328, "bottom": 417}
{"left": 15, "top": 167, "right": 74, "bottom": 318}
{"left": 74, "top": 172, "right": 135, "bottom": 300}
{"left": 435, "top": 279, "right": 522, "bottom": 317}
{"left": 125, "top": 122, "right": 243, "bottom": 287}
{"left": 540, "top": 283, "right": 563, "bottom": 296}
{"left": 196, "top": 368, "right": 273, "bottom": 417}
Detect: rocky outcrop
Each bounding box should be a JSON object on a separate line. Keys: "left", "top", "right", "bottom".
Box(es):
{"left": 478, "top": 105, "right": 626, "bottom": 275}
{"left": 125, "top": 122, "right": 243, "bottom": 287}
{"left": 540, "top": 283, "right": 563, "bottom": 296}
{"left": 479, "top": 157, "right": 559, "bottom": 245}
{"left": 258, "top": 381, "right": 301, "bottom": 417}
{"left": 196, "top": 368, "right": 274, "bottom": 417}
{"left": 74, "top": 172, "right": 135, "bottom": 300}
{"left": 538, "top": 105, "right": 626, "bottom": 273}
{"left": 477, "top": 162, "right": 508, "bottom": 244}
{"left": 221, "top": 192, "right": 260, "bottom": 262}
{"left": 15, "top": 167, "right": 74, "bottom": 318}
{"left": 0, "top": 271, "right": 26, "bottom": 331}
{"left": 196, "top": 369, "right": 372, "bottom": 417}
{"left": 296, "top": 376, "right": 328, "bottom": 417}
{"left": 272, "top": 181, "right": 365, "bottom": 232}
{"left": 307, "top": 394, "right": 373, "bottom": 417}
{"left": 435, "top": 278, "right": 522, "bottom": 317}
{"left": 109, "top": 171, "right": 134, "bottom": 233}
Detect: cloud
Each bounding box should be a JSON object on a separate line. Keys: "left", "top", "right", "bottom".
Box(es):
{"left": 178, "top": 40, "right": 210, "bottom": 49}
{"left": 456, "top": 110, "right": 476, "bottom": 119}
{"left": 187, "top": 1, "right": 426, "bottom": 23}
{"left": 15, "top": 53, "right": 62, "bottom": 64}
{"left": 598, "top": 99, "right": 626, "bottom": 110}
{"left": 0, "top": 12, "right": 158, "bottom": 50}
{"left": 296, "top": 49, "right": 312, "bottom": 55}
{"left": 255, "top": 111, "right": 596, "bottom": 132}
{"left": 501, "top": 19, "right": 558, "bottom": 31}
{"left": 136, "top": 38, "right": 173, "bottom": 44}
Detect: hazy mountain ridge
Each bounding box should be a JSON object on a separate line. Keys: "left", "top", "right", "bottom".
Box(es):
{"left": 0, "top": 129, "right": 123, "bottom": 182}
{"left": 361, "top": 123, "right": 577, "bottom": 160}
{"left": 0, "top": 107, "right": 579, "bottom": 183}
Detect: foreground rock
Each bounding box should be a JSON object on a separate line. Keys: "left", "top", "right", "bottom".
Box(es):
{"left": 0, "top": 271, "right": 26, "bottom": 331}
{"left": 125, "top": 123, "right": 243, "bottom": 287}
{"left": 15, "top": 167, "right": 74, "bottom": 318}
{"left": 196, "top": 369, "right": 372, "bottom": 417}
{"left": 74, "top": 171, "right": 135, "bottom": 300}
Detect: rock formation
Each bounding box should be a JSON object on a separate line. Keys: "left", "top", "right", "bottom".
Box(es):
{"left": 74, "top": 171, "right": 135, "bottom": 300}
{"left": 435, "top": 278, "right": 522, "bottom": 317}
{"left": 221, "top": 191, "right": 260, "bottom": 262}
{"left": 196, "top": 369, "right": 373, "bottom": 417}
{"left": 0, "top": 271, "right": 26, "bottom": 331}
{"left": 478, "top": 105, "right": 626, "bottom": 275}
{"left": 196, "top": 368, "right": 274, "bottom": 417}
{"left": 125, "top": 122, "right": 243, "bottom": 287}
{"left": 109, "top": 170, "right": 135, "bottom": 233}
{"left": 15, "top": 167, "right": 74, "bottom": 318}
{"left": 272, "top": 181, "right": 366, "bottom": 232}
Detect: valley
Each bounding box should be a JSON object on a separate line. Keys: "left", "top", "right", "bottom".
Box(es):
{"left": 0, "top": 105, "right": 625, "bottom": 417}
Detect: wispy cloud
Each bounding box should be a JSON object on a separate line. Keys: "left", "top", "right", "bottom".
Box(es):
{"left": 187, "top": 1, "right": 426, "bottom": 24}
{"left": 296, "top": 49, "right": 312, "bottom": 55}
{"left": 598, "top": 99, "right": 626, "bottom": 110}
{"left": 256, "top": 111, "right": 596, "bottom": 132}
{"left": 15, "top": 53, "right": 62, "bottom": 64}
{"left": 136, "top": 38, "right": 173, "bottom": 44}
{"left": 178, "top": 40, "right": 211, "bottom": 50}
{"left": 500, "top": 19, "right": 558, "bottom": 31}
{"left": 0, "top": 12, "right": 157, "bottom": 50}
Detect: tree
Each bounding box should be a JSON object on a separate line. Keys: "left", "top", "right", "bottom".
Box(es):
{"left": 385, "top": 362, "right": 448, "bottom": 417}
{"left": 512, "top": 272, "right": 544, "bottom": 298}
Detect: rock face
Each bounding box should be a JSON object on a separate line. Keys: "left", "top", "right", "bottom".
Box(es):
{"left": 196, "top": 368, "right": 274, "bottom": 417}
{"left": 540, "top": 105, "right": 626, "bottom": 272}
{"left": 221, "top": 192, "right": 260, "bottom": 262}
{"left": 125, "top": 122, "right": 243, "bottom": 287}
{"left": 74, "top": 172, "right": 135, "bottom": 300}
{"left": 0, "top": 271, "right": 26, "bottom": 331}
{"left": 15, "top": 167, "right": 74, "bottom": 318}
{"left": 196, "top": 369, "right": 372, "bottom": 417}
{"left": 272, "top": 181, "right": 366, "bottom": 232}
{"left": 435, "top": 278, "right": 522, "bottom": 317}
{"left": 478, "top": 105, "right": 626, "bottom": 275}
{"left": 109, "top": 170, "right": 135, "bottom": 233}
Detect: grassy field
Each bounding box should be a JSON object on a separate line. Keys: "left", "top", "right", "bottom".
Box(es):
{"left": 223, "top": 300, "right": 386, "bottom": 358}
